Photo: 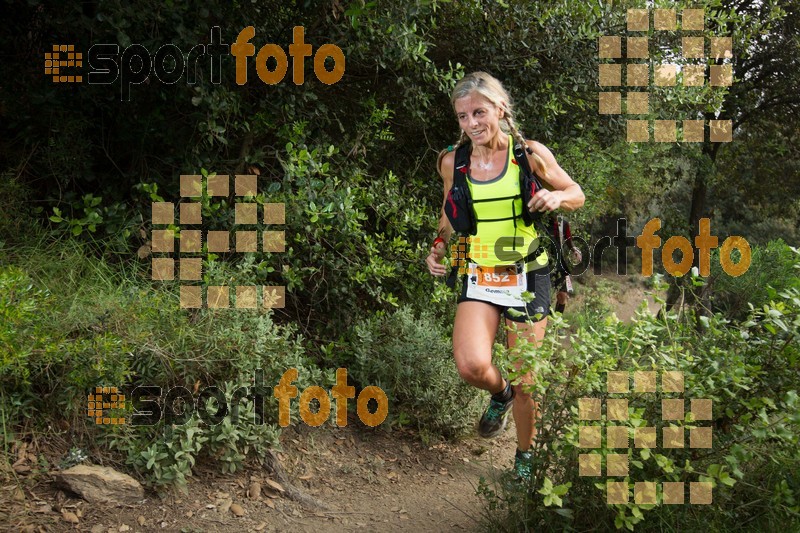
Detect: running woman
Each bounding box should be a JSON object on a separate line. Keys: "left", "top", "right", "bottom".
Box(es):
{"left": 425, "top": 72, "right": 584, "bottom": 480}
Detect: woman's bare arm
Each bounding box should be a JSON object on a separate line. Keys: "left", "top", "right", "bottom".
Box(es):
{"left": 526, "top": 140, "right": 584, "bottom": 212}
{"left": 426, "top": 150, "right": 455, "bottom": 276}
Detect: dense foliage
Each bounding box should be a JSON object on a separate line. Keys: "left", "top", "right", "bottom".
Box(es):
{"left": 1, "top": 0, "right": 799, "bottom": 528}
{"left": 479, "top": 253, "right": 800, "bottom": 531}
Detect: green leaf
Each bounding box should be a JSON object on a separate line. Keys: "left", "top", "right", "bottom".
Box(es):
{"left": 553, "top": 483, "right": 570, "bottom": 496}
{"left": 538, "top": 477, "right": 554, "bottom": 495}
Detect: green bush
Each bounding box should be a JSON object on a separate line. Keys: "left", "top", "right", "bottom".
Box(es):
{"left": 478, "top": 255, "right": 800, "bottom": 531}
{"left": 0, "top": 173, "right": 34, "bottom": 243}
{"left": 348, "top": 305, "right": 482, "bottom": 440}
{"left": 0, "top": 238, "right": 321, "bottom": 490}
{"left": 106, "top": 381, "right": 280, "bottom": 492}
{"left": 710, "top": 240, "right": 800, "bottom": 321}
{"left": 94, "top": 296, "right": 319, "bottom": 491}
{"left": 0, "top": 265, "right": 131, "bottom": 424}
{"left": 267, "top": 120, "right": 436, "bottom": 341}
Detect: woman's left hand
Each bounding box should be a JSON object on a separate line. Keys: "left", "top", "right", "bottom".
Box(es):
{"left": 528, "top": 189, "right": 562, "bottom": 213}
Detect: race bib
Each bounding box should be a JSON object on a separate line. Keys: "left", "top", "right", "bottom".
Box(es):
{"left": 465, "top": 263, "right": 527, "bottom": 307}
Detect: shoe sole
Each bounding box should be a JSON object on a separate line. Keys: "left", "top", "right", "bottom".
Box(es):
{"left": 477, "top": 406, "right": 512, "bottom": 439}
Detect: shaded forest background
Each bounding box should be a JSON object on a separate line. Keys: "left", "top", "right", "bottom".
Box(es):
{"left": 1, "top": 0, "right": 799, "bottom": 530}
{"left": 2, "top": 0, "right": 799, "bottom": 327}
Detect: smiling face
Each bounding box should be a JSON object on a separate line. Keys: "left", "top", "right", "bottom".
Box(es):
{"left": 454, "top": 92, "right": 505, "bottom": 146}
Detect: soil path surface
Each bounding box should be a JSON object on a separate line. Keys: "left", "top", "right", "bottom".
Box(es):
{"left": 4, "top": 424, "right": 519, "bottom": 532}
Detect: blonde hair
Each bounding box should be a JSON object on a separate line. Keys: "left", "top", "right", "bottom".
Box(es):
{"left": 444, "top": 71, "right": 547, "bottom": 179}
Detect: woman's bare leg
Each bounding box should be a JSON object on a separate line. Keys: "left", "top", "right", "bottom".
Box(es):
{"left": 453, "top": 301, "right": 503, "bottom": 393}
{"left": 506, "top": 317, "right": 547, "bottom": 450}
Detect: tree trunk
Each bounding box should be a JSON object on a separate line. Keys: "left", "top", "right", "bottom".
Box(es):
{"left": 665, "top": 139, "right": 717, "bottom": 313}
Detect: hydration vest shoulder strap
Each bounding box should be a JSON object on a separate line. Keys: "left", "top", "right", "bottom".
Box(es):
{"left": 453, "top": 142, "right": 471, "bottom": 188}
{"left": 513, "top": 142, "right": 546, "bottom": 228}
{"left": 512, "top": 143, "right": 542, "bottom": 193}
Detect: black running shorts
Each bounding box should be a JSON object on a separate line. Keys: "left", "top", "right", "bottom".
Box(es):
{"left": 457, "top": 267, "right": 551, "bottom": 323}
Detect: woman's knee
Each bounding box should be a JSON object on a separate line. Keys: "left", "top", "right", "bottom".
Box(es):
{"left": 453, "top": 347, "right": 492, "bottom": 382}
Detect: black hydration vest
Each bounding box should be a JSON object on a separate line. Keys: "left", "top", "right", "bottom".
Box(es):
{"left": 443, "top": 140, "right": 543, "bottom": 236}
{"left": 442, "top": 140, "right": 545, "bottom": 287}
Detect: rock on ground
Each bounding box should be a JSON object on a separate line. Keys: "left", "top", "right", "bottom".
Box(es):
{"left": 55, "top": 464, "right": 144, "bottom": 504}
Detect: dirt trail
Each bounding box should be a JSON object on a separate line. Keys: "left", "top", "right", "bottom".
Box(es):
{"left": 3, "top": 275, "right": 660, "bottom": 533}
{"left": 4, "top": 424, "right": 518, "bottom": 533}
{"left": 570, "top": 270, "right": 662, "bottom": 322}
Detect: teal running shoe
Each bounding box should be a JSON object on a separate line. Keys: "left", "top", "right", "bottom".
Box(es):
{"left": 514, "top": 449, "right": 532, "bottom": 483}
{"left": 477, "top": 388, "right": 514, "bottom": 438}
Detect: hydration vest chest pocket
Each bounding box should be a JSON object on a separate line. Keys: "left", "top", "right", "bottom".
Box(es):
{"left": 445, "top": 181, "right": 477, "bottom": 235}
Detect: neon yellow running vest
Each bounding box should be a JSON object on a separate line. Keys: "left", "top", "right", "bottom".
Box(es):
{"left": 467, "top": 135, "right": 548, "bottom": 271}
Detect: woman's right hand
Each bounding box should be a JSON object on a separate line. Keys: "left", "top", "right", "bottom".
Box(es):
{"left": 426, "top": 241, "right": 448, "bottom": 276}
{"left": 569, "top": 247, "right": 582, "bottom": 265}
